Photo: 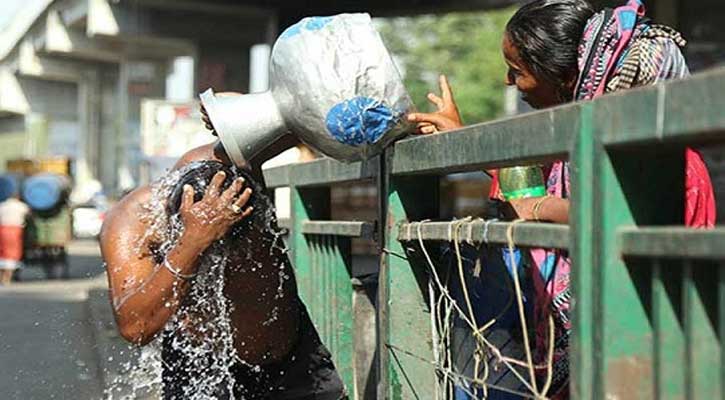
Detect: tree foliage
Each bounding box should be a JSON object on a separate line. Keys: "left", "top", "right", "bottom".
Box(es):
{"left": 376, "top": 8, "right": 516, "bottom": 124}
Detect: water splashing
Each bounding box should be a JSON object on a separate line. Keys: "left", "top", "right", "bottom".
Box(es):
{"left": 106, "top": 163, "right": 296, "bottom": 399}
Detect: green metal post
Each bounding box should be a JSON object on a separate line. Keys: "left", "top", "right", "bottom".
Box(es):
{"left": 651, "top": 259, "right": 685, "bottom": 399}
{"left": 570, "top": 103, "right": 595, "bottom": 400}
{"left": 584, "top": 92, "right": 684, "bottom": 398}
{"left": 379, "top": 148, "right": 439, "bottom": 399}
{"left": 683, "top": 260, "right": 721, "bottom": 399}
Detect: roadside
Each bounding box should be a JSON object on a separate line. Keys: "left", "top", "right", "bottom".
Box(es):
{"left": 0, "top": 240, "right": 107, "bottom": 400}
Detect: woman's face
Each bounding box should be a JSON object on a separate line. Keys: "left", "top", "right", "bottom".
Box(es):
{"left": 502, "top": 33, "right": 563, "bottom": 109}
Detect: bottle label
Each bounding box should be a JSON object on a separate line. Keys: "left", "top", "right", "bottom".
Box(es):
{"left": 503, "top": 186, "right": 547, "bottom": 200}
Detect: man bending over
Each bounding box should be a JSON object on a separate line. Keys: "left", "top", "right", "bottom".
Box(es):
{"left": 100, "top": 139, "right": 346, "bottom": 399}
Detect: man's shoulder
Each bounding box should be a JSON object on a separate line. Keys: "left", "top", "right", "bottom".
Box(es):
{"left": 102, "top": 186, "right": 152, "bottom": 233}
{"left": 172, "top": 142, "right": 218, "bottom": 170}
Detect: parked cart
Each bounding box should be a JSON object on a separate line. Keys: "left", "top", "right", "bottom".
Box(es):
{"left": 22, "top": 173, "right": 72, "bottom": 279}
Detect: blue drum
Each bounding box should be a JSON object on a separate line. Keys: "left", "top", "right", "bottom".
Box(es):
{"left": 0, "top": 174, "right": 20, "bottom": 202}
{"left": 22, "top": 174, "right": 70, "bottom": 212}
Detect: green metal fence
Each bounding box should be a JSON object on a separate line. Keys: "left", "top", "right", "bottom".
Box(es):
{"left": 264, "top": 66, "right": 725, "bottom": 399}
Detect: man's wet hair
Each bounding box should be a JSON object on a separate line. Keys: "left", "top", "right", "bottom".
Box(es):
{"left": 166, "top": 160, "right": 269, "bottom": 237}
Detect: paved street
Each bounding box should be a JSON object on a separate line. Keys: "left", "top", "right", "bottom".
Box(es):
{"left": 0, "top": 240, "right": 107, "bottom": 400}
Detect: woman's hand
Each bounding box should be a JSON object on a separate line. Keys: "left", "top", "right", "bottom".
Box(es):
{"left": 407, "top": 75, "right": 464, "bottom": 134}
{"left": 501, "top": 196, "right": 569, "bottom": 224}
{"left": 179, "top": 171, "right": 253, "bottom": 246}
{"left": 502, "top": 197, "right": 539, "bottom": 220}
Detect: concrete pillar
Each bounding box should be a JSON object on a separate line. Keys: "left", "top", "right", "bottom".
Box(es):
{"left": 76, "top": 69, "right": 101, "bottom": 187}
{"left": 116, "top": 61, "right": 133, "bottom": 193}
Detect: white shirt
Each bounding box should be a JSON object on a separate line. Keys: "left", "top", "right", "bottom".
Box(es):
{"left": 0, "top": 198, "right": 30, "bottom": 227}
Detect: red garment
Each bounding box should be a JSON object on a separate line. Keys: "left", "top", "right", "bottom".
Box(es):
{"left": 489, "top": 150, "right": 716, "bottom": 227}
{"left": 0, "top": 225, "right": 24, "bottom": 261}
{"left": 685, "top": 148, "right": 716, "bottom": 228}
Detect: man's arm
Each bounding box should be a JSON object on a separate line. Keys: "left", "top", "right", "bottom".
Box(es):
{"left": 101, "top": 172, "right": 252, "bottom": 345}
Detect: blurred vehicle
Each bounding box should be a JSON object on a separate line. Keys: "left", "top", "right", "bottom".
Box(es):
{"left": 17, "top": 166, "right": 74, "bottom": 280}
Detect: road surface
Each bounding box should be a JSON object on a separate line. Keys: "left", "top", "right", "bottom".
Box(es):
{"left": 0, "top": 240, "right": 107, "bottom": 400}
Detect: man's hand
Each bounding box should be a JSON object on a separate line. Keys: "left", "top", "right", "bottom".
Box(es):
{"left": 179, "top": 171, "right": 253, "bottom": 246}
{"left": 200, "top": 92, "right": 243, "bottom": 136}
{"left": 407, "top": 75, "right": 464, "bottom": 134}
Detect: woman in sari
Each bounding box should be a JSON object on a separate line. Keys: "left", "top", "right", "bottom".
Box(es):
{"left": 409, "top": 0, "right": 716, "bottom": 397}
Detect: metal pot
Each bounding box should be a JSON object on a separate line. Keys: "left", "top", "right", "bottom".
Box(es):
{"left": 200, "top": 13, "right": 415, "bottom": 166}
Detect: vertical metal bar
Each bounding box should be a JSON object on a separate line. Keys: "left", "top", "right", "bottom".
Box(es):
{"left": 379, "top": 145, "right": 439, "bottom": 399}
{"left": 721, "top": 262, "right": 725, "bottom": 400}
{"left": 308, "top": 234, "right": 318, "bottom": 325}
{"left": 570, "top": 103, "right": 595, "bottom": 400}
{"left": 321, "top": 234, "right": 329, "bottom": 345}
{"left": 652, "top": 259, "right": 685, "bottom": 399}
{"left": 324, "top": 235, "right": 331, "bottom": 346}
{"left": 318, "top": 235, "right": 325, "bottom": 332}
{"left": 328, "top": 235, "right": 335, "bottom": 357}
{"left": 290, "top": 187, "right": 330, "bottom": 323}
{"left": 683, "top": 259, "right": 721, "bottom": 399}
{"left": 333, "top": 234, "right": 355, "bottom": 392}
{"left": 377, "top": 153, "right": 390, "bottom": 400}
{"left": 591, "top": 100, "right": 683, "bottom": 397}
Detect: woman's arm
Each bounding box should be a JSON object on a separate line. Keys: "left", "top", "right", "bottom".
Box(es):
{"left": 505, "top": 196, "right": 569, "bottom": 224}
{"left": 100, "top": 172, "right": 253, "bottom": 345}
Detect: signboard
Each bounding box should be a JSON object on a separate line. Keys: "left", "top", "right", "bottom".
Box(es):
{"left": 140, "top": 99, "right": 214, "bottom": 182}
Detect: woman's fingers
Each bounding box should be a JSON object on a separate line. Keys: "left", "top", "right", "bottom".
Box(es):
{"left": 408, "top": 112, "right": 448, "bottom": 127}
{"left": 427, "top": 93, "right": 445, "bottom": 109}
{"left": 439, "top": 74, "right": 455, "bottom": 103}
{"left": 419, "top": 124, "right": 438, "bottom": 134}
{"left": 206, "top": 171, "right": 226, "bottom": 198}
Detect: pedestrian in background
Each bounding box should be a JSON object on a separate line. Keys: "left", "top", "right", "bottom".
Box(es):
{"left": 0, "top": 193, "right": 30, "bottom": 285}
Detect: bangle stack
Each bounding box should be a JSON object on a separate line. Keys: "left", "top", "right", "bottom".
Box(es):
{"left": 532, "top": 195, "right": 552, "bottom": 222}
{"left": 163, "top": 258, "right": 198, "bottom": 280}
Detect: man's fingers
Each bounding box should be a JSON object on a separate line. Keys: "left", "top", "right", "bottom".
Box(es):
{"left": 233, "top": 188, "right": 253, "bottom": 209}
{"left": 439, "top": 75, "right": 454, "bottom": 103}
{"left": 240, "top": 206, "right": 253, "bottom": 219}
{"left": 200, "top": 105, "right": 216, "bottom": 132}
{"left": 206, "top": 171, "right": 226, "bottom": 198}
{"left": 180, "top": 184, "right": 195, "bottom": 211}
{"left": 220, "top": 177, "right": 244, "bottom": 203}
{"left": 427, "top": 93, "right": 444, "bottom": 109}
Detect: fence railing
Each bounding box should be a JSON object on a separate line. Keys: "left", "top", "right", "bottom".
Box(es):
{"left": 264, "top": 66, "right": 725, "bottom": 399}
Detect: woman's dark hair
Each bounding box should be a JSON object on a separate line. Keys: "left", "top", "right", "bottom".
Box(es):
{"left": 506, "top": 0, "right": 595, "bottom": 100}
{"left": 166, "top": 161, "right": 271, "bottom": 238}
